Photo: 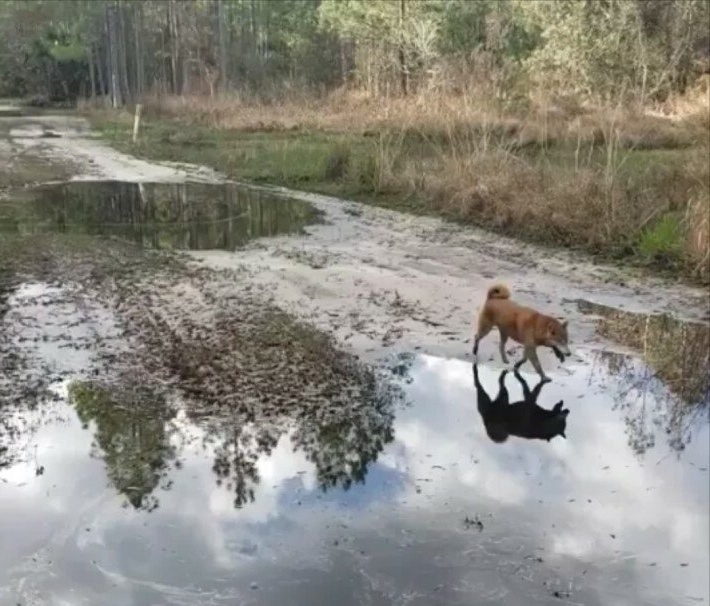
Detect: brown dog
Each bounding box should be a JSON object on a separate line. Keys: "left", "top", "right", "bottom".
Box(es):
{"left": 472, "top": 284, "right": 569, "bottom": 382}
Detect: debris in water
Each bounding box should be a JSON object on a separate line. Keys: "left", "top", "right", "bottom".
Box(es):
{"left": 463, "top": 515, "right": 484, "bottom": 531}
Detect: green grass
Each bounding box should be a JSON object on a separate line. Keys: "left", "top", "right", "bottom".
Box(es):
{"left": 95, "top": 116, "right": 473, "bottom": 217}
{"left": 99, "top": 118, "right": 360, "bottom": 184}
{"left": 637, "top": 213, "right": 684, "bottom": 267}
{"left": 95, "top": 113, "right": 698, "bottom": 201}
{"left": 93, "top": 115, "right": 442, "bottom": 222}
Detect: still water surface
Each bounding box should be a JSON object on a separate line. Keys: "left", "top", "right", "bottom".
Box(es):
{"left": 0, "top": 181, "right": 320, "bottom": 250}
{"left": 1, "top": 344, "right": 707, "bottom": 605}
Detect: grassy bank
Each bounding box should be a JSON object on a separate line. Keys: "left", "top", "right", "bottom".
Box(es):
{"left": 85, "top": 87, "right": 710, "bottom": 283}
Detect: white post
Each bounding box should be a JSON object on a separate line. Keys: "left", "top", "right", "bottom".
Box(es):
{"left": 132, "top": 103, "right": 143, "bottom": 144}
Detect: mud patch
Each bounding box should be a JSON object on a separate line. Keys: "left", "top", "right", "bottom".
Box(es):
{"left": 7, "top": 113, "right": 227, "bottom": 183}
{"left": 0, "top": 233, "right": 399, "bottom": 477}
{"left": 0, "top": 181, "right": 322, "bottom": 250}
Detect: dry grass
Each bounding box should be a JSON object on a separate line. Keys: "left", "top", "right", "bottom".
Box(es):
{"left": 127, "top": 85, "right": 707, "bottom": 148}
{"left": 685, "top": 184, "right": 710, "bottom": 278}
{"left": 83, "top": 80, "right": 710, "bottom": 282}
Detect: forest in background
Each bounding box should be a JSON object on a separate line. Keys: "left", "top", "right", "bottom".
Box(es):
{"left": 1, "top": 0, "right": 709, "bottom": 281}
{"left": 1, "top": 0, "right": 708, "bottom": 104}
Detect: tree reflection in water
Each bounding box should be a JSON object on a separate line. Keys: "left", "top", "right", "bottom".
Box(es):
{"left": 194, "top": 387, "right": 397, "bottom": 508}
{"left": 69, "top": 382, "right": 178, "bottom": 512}
{"left": 580, "top": 300, "right": 710, "bottom": 455}
{"left": 68, "top": 379, "right": 398, "bottom": 511}
{"left": 3, "top": 181, "right": 321, "bottom": 251}
{"left": 291, "top": 397, "right": 395, "bottom": 492}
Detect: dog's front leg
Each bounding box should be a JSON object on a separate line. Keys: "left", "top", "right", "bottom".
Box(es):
{"left": 513, "top": 352, "right": 528, "bottom": 371}
{"left": 527, "top": 346, "right": 550, "bottom": 382}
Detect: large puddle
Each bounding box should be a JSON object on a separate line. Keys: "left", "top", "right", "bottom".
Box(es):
{"left": 1, "top": 336, "right": 707, "bottom": 604}
{"left": 0, "top": 181, "right": 321, "bottom": 250}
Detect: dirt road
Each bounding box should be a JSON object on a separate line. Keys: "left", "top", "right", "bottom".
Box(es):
{"left": 5, "top": 112, "right": 708, "bottom": 364}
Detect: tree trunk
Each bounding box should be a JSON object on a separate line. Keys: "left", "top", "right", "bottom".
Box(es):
{"left": 87, "top": 44, "right": 97, "bottom": 100}
{"left": 182, "top": 55, "right": 190, "bottom": 95}
{"left": 134, "top": 2, "right": 144, "bottom": 98}
{"left": 340, "top": 39, "right": 347, "bottom": 87}
{"left": 106, "top": 3, "right": 121, "bottom": 107}
{"left": 117, "top": 1, "right": 132, "bottom": 104}
{"left": 95, "top": 44, "right": 106, "bottom": 97}
{"left": 217, "top": 0, "right": 229, "bottom": 92}
{"left": 168, "top": 0, "right": 179, "bottom": 94}
{"left": 399, "top": 0, "right": 408, "bottom": 96}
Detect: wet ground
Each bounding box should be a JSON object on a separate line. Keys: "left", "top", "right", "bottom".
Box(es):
{"left": 1, "top": 112, "right": 709, "bottom": 605}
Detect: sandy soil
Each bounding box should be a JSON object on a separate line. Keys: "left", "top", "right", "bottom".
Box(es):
{"left": 4, "top": 113, "right": 223, "bottom": 184}
{"left": 191, "top": 185, "right": 709, "bottom": 367}
{"left": 4, "top": 112, "right": 709, "bottom": 369}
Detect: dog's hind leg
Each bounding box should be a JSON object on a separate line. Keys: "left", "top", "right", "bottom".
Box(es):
{"left": 473, "top": 314, "right": 493, "bottom": 359}
{"left": 498, "top": 330, "right": 509, "bottom": 364}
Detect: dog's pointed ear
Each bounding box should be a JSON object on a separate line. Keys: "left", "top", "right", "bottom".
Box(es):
{"left": 560, "top": 319, "right": 568, "bottom": 328}
{"left": 553, "top": 401, "right": 563, "bottom": 412}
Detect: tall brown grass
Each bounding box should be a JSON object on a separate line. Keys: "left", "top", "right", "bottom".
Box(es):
{"left": 130, "top": 85, "right": 707, "bottom": 147}
{"left": 83, "top": 77, "right": 710, "bottom": 281}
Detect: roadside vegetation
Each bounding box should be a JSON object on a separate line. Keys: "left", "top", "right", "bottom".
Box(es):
{"left": 2, "top": 0, "right": 709, "bottom": 282}
{"left": 87, "top": 82, "right": 709, "bottom": 281}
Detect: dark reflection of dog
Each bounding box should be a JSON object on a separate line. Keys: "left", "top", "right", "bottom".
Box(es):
{"left": 473, "top": 364, "right": 569, "bottom": 443}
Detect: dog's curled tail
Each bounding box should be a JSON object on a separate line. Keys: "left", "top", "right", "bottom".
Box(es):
{"left": 487, "top": 283, "right": 511, "bottom": 300}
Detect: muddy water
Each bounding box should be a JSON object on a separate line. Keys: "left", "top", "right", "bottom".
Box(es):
{"left": 1, "top": 295, "right": 708, "bottom": 606}
{"left": 0, "top": 181, "right": 321, "bottom": 250}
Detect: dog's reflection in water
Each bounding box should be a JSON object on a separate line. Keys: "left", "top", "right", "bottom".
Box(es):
{"left": 473, "top": 364, "right": 569, "bottom": 443}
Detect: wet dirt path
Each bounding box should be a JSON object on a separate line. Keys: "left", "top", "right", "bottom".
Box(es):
{"left": 4, "top": 111, "right": 708, "bottom": 359}
{"left": 1, "top": 111, "right": 708, "bottom": 606}
{"left": 192, "top": 184, "right": 709, "bottom": 365}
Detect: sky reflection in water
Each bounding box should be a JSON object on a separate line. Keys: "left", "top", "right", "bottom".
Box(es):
{"left": 0, "top": 349, "right": 708, "bottom": 606}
